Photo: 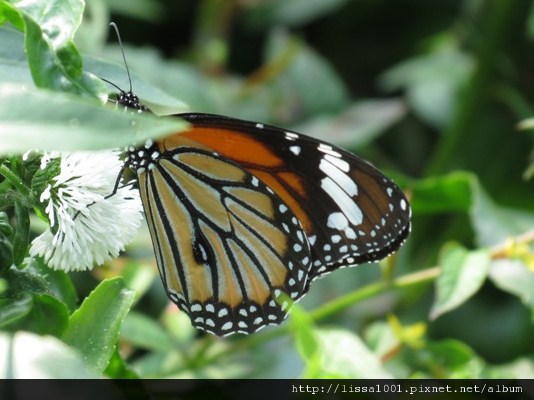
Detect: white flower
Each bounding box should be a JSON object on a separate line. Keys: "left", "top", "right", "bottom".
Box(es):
{"left": 30, "top": 150, "right": 143, "bottom": 272}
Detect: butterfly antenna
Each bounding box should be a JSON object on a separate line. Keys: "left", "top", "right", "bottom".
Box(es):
{"left": 99, "top": 77, "right": 123, "bottom": 92}
{"left": 109, "top": 22, "right": 133, "bottom": 93}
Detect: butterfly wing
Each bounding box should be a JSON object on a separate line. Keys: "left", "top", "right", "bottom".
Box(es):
{"left": 135, "top": 146, "right": 311, "bottom": 336}
{"left": 162, "top": 113, "right": 411, "bottom": 285}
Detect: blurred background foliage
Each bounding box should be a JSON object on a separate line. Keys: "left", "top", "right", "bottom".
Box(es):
{"left": 0, "top": 0, "right": 534, "bottom": 381}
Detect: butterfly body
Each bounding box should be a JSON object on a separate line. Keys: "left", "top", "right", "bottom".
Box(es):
{"left": 122, "top": 112, "right": 410, "bottom": 336}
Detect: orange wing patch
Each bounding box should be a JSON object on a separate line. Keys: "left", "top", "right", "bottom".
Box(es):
{"left": 171, "top": 126, "right": 313, "bottom": 234}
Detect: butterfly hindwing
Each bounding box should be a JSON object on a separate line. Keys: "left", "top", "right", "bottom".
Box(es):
{"left": 135, "top": 145, "right": 311, "bottom": 336}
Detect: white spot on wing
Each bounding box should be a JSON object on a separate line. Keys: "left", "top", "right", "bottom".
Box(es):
{"left": 289, "top": 145, "right": 301, "bottom": 155}
{"left": 321, "top": 176, "right": 362, "bottom": 225}
{"left": 319, "top": 159, "right": 358, "bottom": 196}
{"left": 327, "top": 212, "right": 348, "bottom": 230}
{"left": 324, "top": 154, "right": 349, "bottom": 172}
{"left": 318, "top": 143, "right": 342, "bottom": 157}
{"left": 285, "top": 132, "right": 299, "bottom": 141}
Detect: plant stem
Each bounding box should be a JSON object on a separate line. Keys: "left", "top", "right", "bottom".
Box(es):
{"left": 310, "top": 267, "right": 440, "bottom": 322}
{"left": 0, "top": 165, "right": 30, "bottom": 197}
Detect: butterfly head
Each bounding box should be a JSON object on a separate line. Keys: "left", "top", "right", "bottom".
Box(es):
{"left": 115, "top": 89, "right": 149, "bottom": 112}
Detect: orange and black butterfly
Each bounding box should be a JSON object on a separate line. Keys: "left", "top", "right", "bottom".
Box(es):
{"left": 107, "top": 28, "right": 411, "bottom": 336}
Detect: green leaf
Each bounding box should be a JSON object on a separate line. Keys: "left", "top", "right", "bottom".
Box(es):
{"left": 411, "top": 339, "right": 485, "bottom": 378}
{"left": 0, "top": 331, "right": 99, "bottom": 378}
{"left": 0, "top": 292, "right": 69, "bottom": 336}
{"left": 30, "top": 257, "right": 78, "bottom": 311}
{"left": 12, "top": 200, "right": 29, "bottom": 266}
{"left": 379, "top": 44, "right": 473, "bottom": 128}
{"left": 0, "top": 212, "right": 14, "bottom": 237}
{"left": 104, "top": 347, "right": 140, "bottom": 379}
{"left": 10, "top": 0, "right": 104, "bottom": 97}
{"left": 265, "top": 31, "right": 349, "bottom": 118}
{"left": 0, "top": 213, "right": 13, "bottom": 274}
{"left": 0, "top": 1, "right": 23, "bottom": 30}
{"left": 62, "top": 278, "right": 135, "bottom": 373}
{"left": 24, "top": 293, "right": 70, "bottom": 336}
{"left": 470, "top": 182, "right": 534, "bottom": 247}
{"left": 488, "top": 260, "right": 534, "bottom": 320}
{"left": 121, "top": 312, "right": 174, "bottom": 351}
{"left": 0, "top": 26, "right": 32, "bottom": 85}
{"left": 0, "top": 294, "right": 32, "bottom": 328}
{"left": 315, "top": 329, "right": 393, "bottom": 378}
{"left": 0, "top": 84, "right": 188, "bottom": 154}
{"left": 411, "top": 172, "right": 473, "bottom": 214}
{"left": 430, "top": 243, "right": 490, "bottom": 319}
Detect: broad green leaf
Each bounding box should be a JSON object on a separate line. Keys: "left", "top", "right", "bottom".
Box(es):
{"left": 430, "top": 243, "right": 490, "bottom": 319}
{"left": 11, "top": 0, "right": 83, "bottom": 49}
{"left": 470, "top": 182, "right": 534, "bottom": 247}
{"left": 380, "top": 44, "right": 473, "bottom": 128}
{"left": 411, "top": 172, "right": 473, "bottom": 214}
{"left": 316, "top": 329, "right": 393, "bottom": 378}
{"left": 489, "top": 260, "right": 534, "bottom": 320}
{"left": 0, "top": 1, "right": 23, "bottom": 30}
{"left": 412, "top": 339, "right": 485, "bottom": 379}
{"left": 3, "top": 264, "right": 49, "bottom": 295}
{"left": 62, "top": 278, "right": 135, "bottom": 373}
{"left": 104, "top": 347, "right": 140, "bottom": 379}
{"left": 265, "top": 31, "right": 349, "bottom": 118}
{"left": 29, "top": 257, "right": 77, "bottom": 311}
{"left": 120, "top": 311, "right": 174, "bottom": 351}
{"left": 0, "top": 25, "right": 31, "bottom": 85}
{"left": 19, "top": 293, "right": 70, "bottom": 336}
{"left": 293, "top": 99, "right": 406, "bottom": 148}
{"left": 0, "top": 331, "right": 98, "bottom": 378}
{"left": 0, "top": 84, "right": 188, "bottom": 154}
{"left": 9, "top": 0, "right": 104, "bottom": 97}
{"left": 0, "top": 294, "right": 32, "bottom": 328}
{"left": 364, "top": 320, "right": 399, "bottom": 358}
{"left": 131, "top": 350, "right": 185, "bottom": 378}
{"left": 0, "top": 229, "right": 13, "bottom": 274}
{"left": 12, "top": 200, "right": 29, "bottom": 266}
{"left": 0, "top": 212, "right": 14, "bottom": 237}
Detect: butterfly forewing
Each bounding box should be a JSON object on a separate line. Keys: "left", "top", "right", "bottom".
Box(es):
{"left": 134, "top": 145, "right": 311, "bottom": 336}
{"left": 170, "top": 113, "right": 411, "bottom": 284}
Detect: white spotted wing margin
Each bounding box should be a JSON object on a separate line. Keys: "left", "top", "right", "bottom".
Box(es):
{"left": 136, "top": 147, "right": 312, "bottom": 336}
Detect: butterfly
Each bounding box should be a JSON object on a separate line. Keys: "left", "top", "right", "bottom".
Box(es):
{"left": 106, "top": 26, "right": 411, "bottom": 336}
